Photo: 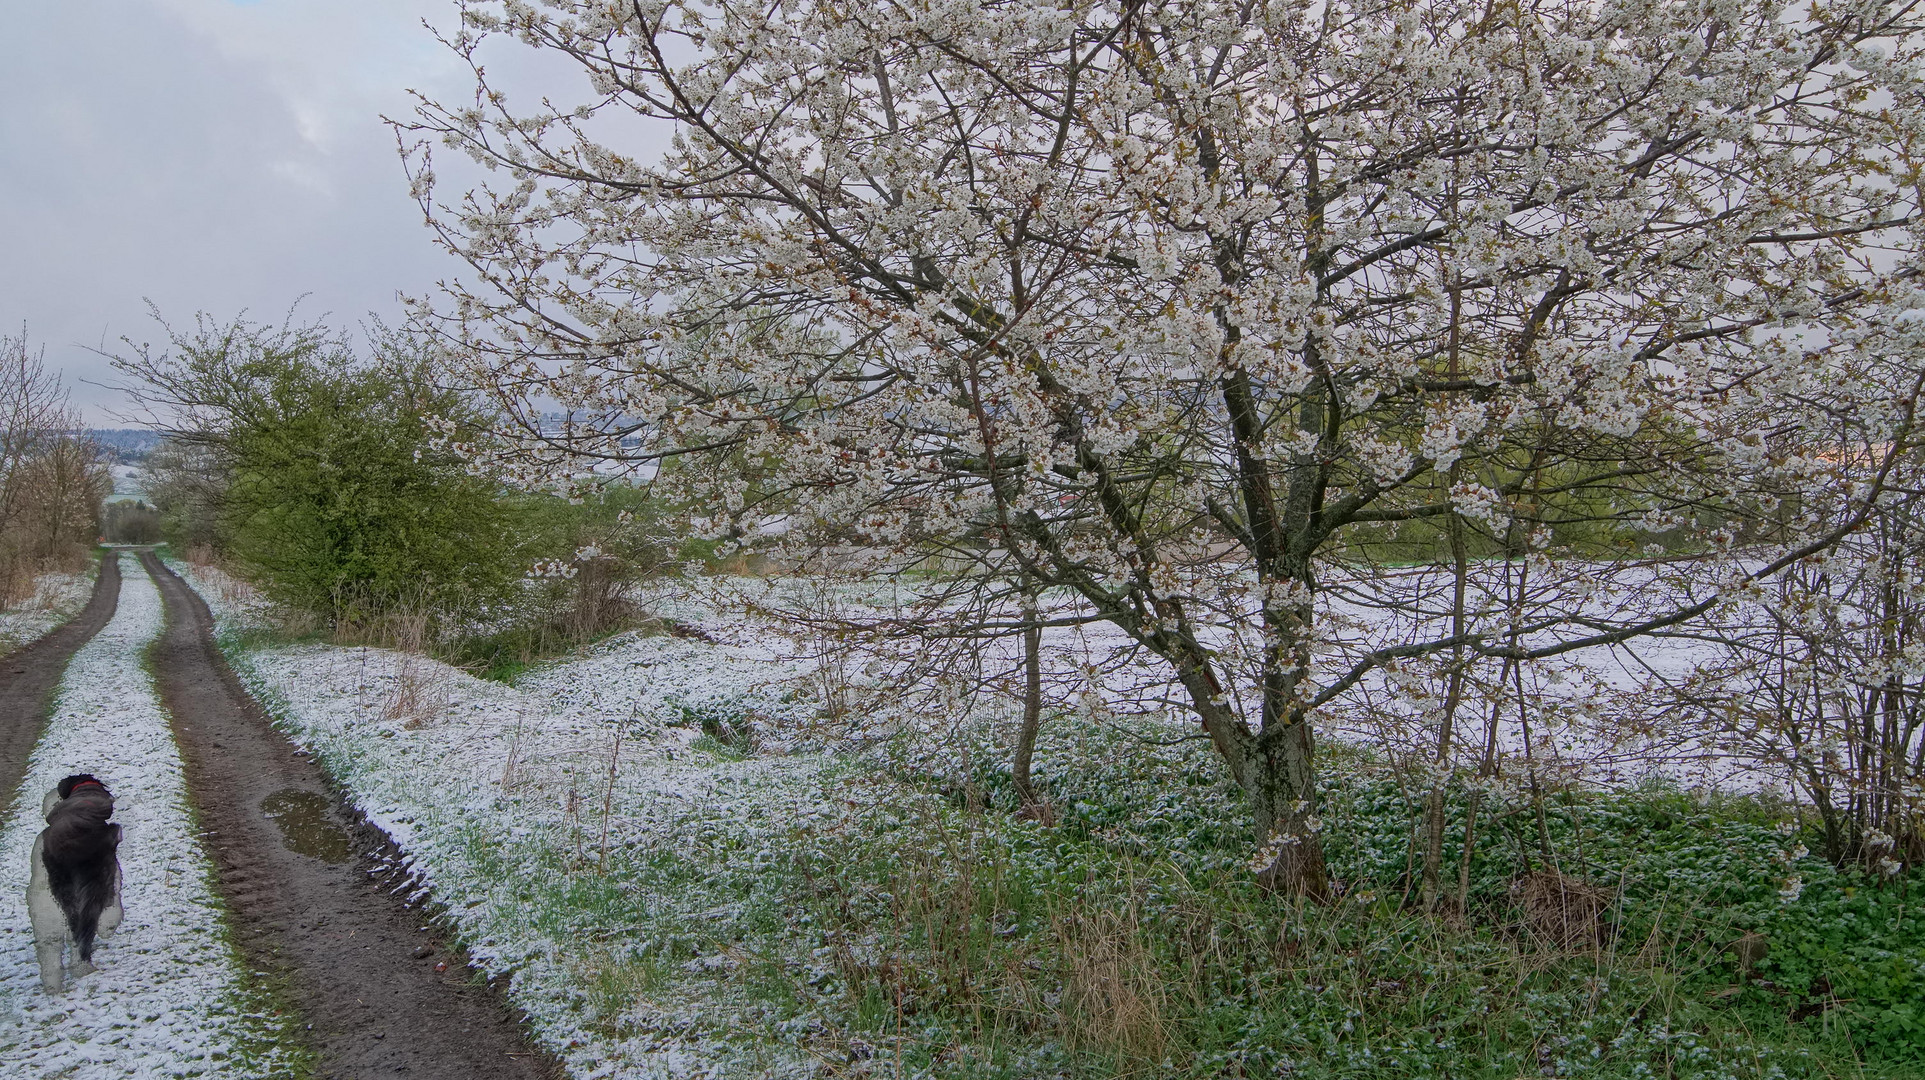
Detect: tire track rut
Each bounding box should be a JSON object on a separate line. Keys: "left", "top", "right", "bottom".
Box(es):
{"left": 0, "top": 551, "right": 121, "bottom": 808}
{"left": 140, "top": 552, "right": 557, "bottom": 1080}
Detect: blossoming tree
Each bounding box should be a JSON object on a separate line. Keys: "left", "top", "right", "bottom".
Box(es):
{"left": 405, "top": 0, "right": 1925, "bottom": 894}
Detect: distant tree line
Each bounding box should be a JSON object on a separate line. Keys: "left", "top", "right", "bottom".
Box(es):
{"left": 101, "top": 500, "right": 162, "bottom": 545}
{"left": 86, "top": 429, "right": 162, "bottom": 463}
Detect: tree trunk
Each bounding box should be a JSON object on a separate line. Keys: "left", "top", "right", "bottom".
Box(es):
{"left": 1247, "top": 719, "right": 1331, "bottom": 899}
{"left": 1170, "top": 653, "right": 1330, "bottom": 900}
{"left": 1454, "top": 790, "right": 1481, "bottom": 915}
{"left": 1012, "top": 582, "right": 1044, "bottom": 809}
{"left": 1421, "top": 199, "right": 1471, "bottom": 913}
{"left": 1420, "top": 481, "right": 1471, "bottom": 911}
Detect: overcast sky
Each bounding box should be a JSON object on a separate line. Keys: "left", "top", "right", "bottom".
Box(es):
{"left": 0, "top": 0, "right": 540, "bottom": 425}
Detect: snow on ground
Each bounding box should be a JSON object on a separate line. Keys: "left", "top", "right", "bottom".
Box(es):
{"left": 615, "top": 570, "right": 1773, "bottom": 792}
{"left": 515, "top": 618, "right": 817, "bottom": 750}
{"left": 106, "top": 465, "right": 148, "bottom": 503}
{"left": 0, "top": 558, "right": 302, "bottom": 1078}
{"left": 166, "top": 556, "right": 1803, "bottom": 1078}
{"left": 0, "top": 566, "right": 95, "bottom": 655}
{"left": 178, "top": 559, "right": 830, "bottom": 1079}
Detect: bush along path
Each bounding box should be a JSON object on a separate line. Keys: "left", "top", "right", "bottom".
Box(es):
{"left": 139, "top": 551, "right": 557, "bottom": 1080}
{"left": 0, "top": 551, "right": 121, "bottom": 809}
{"left": 0, "top": 552, "right": 305, "bottom": 1077}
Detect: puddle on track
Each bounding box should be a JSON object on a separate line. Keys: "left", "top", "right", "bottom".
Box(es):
{"left": 260, "top": 788, "right": 353, "bottom": 863}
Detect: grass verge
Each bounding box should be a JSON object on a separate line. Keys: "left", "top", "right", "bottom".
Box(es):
{"left": 195, "top": 609, "right": 1925, "bottom": 1079}
{"left": 513, "top": 716, "right": 1925, "bottom": 1079}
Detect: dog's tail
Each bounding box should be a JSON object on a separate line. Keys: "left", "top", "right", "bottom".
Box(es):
{"left": 44, "top": 844, "right": 116, "bottom": 962}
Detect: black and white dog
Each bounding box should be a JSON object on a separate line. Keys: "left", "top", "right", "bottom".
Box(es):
{"left": 27, "top": 773, "right": 123, "bottom": 993}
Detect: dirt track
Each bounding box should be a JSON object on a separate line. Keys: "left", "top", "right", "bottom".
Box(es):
{"left": 0, "top": 552, "right": 121, "bottom": 809}
{"left": 139, "top": 552, "right": 556, "bottom": 1080}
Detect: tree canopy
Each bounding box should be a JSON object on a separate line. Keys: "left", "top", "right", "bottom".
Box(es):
{"left": 405, "top": 0, "right": 1925, "bottom": 893}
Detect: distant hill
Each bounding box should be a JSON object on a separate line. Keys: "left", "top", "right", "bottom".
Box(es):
{"left": 87, "top": 428, "right": 164, "bottom": 461}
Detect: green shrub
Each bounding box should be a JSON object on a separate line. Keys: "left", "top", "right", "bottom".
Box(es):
{"left": 102, "top": 499, "right": 163, "bottom": 544}
{"left": 116, "top": 313, "right": 529, "bottom": 628}
{"left": 222, "top": 360, "right": 519, "bottom": 624}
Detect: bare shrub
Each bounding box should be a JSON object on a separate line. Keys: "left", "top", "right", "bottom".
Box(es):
{"left": 1673, "top": 478, "right": 1925, "bottom": 874}
{"left": 366, "top": 614, "right": 450, "bottom": 728}
{"left": 0, "top": 567, "right": 41, "bottom": 610}
{"left": 379, "top": 651, "right": 452, "bottom": 729}
{"left": 564, "top": 553, "right": 640, "bottom": 641}
{"left": 222, "top": 576, "right": 260, "bottom": 610}
{"left": 182, "top": 542, "right": 221, "bottom": 568}
{"left": 275, "top": 607, "right": 321, "bottom": 640}
{"left": 751, "top": 579, "right": 870, "bottom": 738}
{"left": 0, "top": 329, "right": 106, "bottom": 598}
{"left": 28, "top": 570, "right": 79, "bottom": 611}
{"left": 177, "top": 546, "right": 264, "bottom": 614}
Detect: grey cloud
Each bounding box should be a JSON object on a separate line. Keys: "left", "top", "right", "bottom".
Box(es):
{"left": 0, "top": 1, "right": 470, "bottom": 423}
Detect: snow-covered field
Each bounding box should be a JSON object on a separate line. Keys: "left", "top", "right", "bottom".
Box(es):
{"left": 0, "top": 561, "right": 302, "bottom": 1078}
{"left": 106, "top": 464, "right": 147, "bottom": 503}
{"left": 0, "top": 567, "right": 94, "bottom": 655}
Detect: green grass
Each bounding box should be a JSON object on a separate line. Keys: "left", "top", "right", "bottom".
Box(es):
{"left": 445, "top": 620, "right": 650, "bottom": 683}
{"left": 181, "top": 561, "right": 643, "bottom": 685}
{"left": 206, "top": 954, "right": 322, "bottom": 1080}
{"left": 407, "top": 709, "right": 1925, "bottom": 1078}
{"left": 757, "top": 760, "right": 1916, "bottom": 1078}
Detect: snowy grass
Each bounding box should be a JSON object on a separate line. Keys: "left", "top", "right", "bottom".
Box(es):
{"left": 0, "top": 558, "right": 310, "bottom": 1078}
{"left": 0, "top": 563, "right": 97, "bottom": 655}
{"left": 175, "top": 561, "right": 1925, "bottom": 1077}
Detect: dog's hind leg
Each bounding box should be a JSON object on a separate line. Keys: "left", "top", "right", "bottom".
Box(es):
{"left": 96, "top": 861, "right": 124, "bottom": 940}
{"left": 27, "top": 834, "right": 68, "bottom": 993}
{"left": 74, "top": 886, "right": 122, "bottom": 982}
{"left": 33, "top": 940, "right": 65, "bottom": 994}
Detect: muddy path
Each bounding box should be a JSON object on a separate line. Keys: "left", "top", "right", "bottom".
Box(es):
{"left": 139, "top": 552, "right": 557, "bottom": 1080}
{"left": 0, "top": 551, "right": 122, "bottom": 808}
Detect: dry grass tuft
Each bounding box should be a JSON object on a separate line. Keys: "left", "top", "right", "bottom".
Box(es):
{"left": 1055, "top": 906, "right": 1171, "bottom": 1068}
{"left": 1511, "top": 868, "right": 1611, "bottom": 949}
{"left": 181, "top": 546, "right": 261, "bottom": 610}
{"left": 380, "top": 651, "right": 451, "bottom": 728}
{"left": 368, "top": 616, "right": 450, "bottom": 728}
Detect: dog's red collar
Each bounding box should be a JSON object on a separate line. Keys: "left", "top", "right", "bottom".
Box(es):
{"left": 67, "top": 780, "right": 104, "bottom": 794}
